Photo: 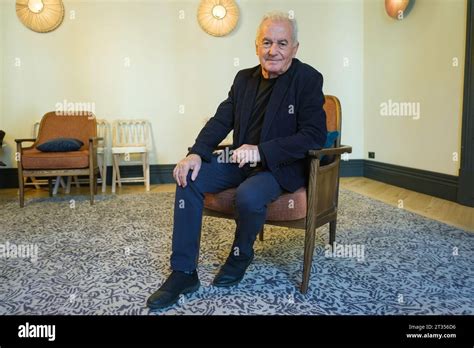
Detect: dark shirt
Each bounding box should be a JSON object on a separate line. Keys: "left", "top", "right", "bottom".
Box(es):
{"left": 189, "top": 74, "right": 277, "bottom": 172}
{"left": 244, "top": 76, "right": 277, "bottom": 146}
{"left": 243, "top": 75, "right": 277, "bottom": 173}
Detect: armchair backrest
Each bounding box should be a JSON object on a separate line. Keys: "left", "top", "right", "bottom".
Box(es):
{"left": 35, "top": 112, "right": 97, "bottom": 150}
{"left": 112, "top": 119, "right": 150, "bottom": 148}
{"left": 312, "top": 95, "right": 343, "bottom": 219}
{"left": 323, "top": 95, "right": 342, "bottom": 147}
{"left": 33, "top": 120, "right": 41, "bottom": 138}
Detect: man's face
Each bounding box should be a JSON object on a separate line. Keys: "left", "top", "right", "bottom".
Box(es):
{"left": 256, "top": 19, "right": 299, "bottom": 79}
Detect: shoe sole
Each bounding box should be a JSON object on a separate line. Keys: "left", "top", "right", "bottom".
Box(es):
{"left": 147, "top": 281, "right": 200, "bottom": 310}
{"left": 212, "top": 275, "right": 244, "bottom": 288}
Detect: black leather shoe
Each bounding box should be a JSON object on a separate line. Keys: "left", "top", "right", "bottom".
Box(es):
{"left": 147, "top": 271, "right": 200, "bottom": 309}
{"left": 212, "top": 254, "right": 254, "bottom": 287}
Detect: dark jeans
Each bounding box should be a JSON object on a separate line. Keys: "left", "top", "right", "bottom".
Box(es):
{"left": 170, "top": 154, "right": 284, "bottom": 272}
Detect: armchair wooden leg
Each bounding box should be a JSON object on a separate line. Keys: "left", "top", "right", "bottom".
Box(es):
{"left": 53, "top": 176, "right": 61, "bottom": 195}
{"left": 66, "top": 177, "right": 72, "bottom": 194}
{"left": 101, "top": 161, "right": 107, "bottom": 193}
{"left": 329, "top": 220, "right": 337, "bottom": 246}
{"left": 259, "top": 226, "right": 264, "bottom": 241}
{"left": 112, "top": 155, "right": 117, "bottom": 193}
{"left": 301, "top": 221, "right": 317, "bottom": 294}
{"left": 17, "top": 143, "right": 26, "bottom": 207}
{"left": 144, "top": 152, "right": 150, "bottom": 191}
{"left": 115, "top": 155, "right": 122, "bottom": 188}
{"left": 89, "top": 171, "right": 94, "bottom": 205}
{"left": 18, "top": 175, "right": 25, "bottom": 208}
{"left": 48, "top": 178, "right": 53, "bottom": 197}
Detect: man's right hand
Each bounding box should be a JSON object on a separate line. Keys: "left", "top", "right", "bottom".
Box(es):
{"left": 173, "top": 154, "right": 202, "bottom": 188}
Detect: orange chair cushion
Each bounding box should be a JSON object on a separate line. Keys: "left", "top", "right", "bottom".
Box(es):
{"left": 204, "top": 187, "right": 307, "bottom": 221}
{"left": 22, "top": 148, "right": 89, "bottom": 170}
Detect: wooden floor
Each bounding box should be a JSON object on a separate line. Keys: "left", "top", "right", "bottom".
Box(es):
{"left": 341, "top": 177, "right": 474, "bottom": 232}
{"left": 1, "top": 177, "right": 473, "bottom": 232}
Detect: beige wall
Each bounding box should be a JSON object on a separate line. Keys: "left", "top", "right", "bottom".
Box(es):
{"left": 0, "top": 0, "right": 466, "bottom": 177}
{"left": 0, "top": 0, "right": 364, "bottom": 167}
{"left": 364, "top": 0, "right": 466, "bottom": 175}
{"left": 0, "top": 2, "right": 4, "bottom": 137}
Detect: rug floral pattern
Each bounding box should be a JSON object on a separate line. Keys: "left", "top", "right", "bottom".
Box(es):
{"left": 0, "top": 190, "right": 472, "bottom": 315}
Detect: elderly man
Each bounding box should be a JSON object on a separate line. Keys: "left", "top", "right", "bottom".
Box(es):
{"left": 147, "top": 11, "right": 327, "bottom": 309}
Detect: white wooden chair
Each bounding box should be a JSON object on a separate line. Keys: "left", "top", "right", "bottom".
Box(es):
{"left": 111, "top": 120, "right": 150, "bottom": 193}
{"left": 96, "top": 119, "right": 110, "bottom": 193}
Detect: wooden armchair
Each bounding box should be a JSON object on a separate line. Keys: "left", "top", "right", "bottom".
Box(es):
{"left": 202, "top": 95, "right": 352, "bottom": 293}
{"left": 15, "top": 112, "right": 102, "bottom": 207}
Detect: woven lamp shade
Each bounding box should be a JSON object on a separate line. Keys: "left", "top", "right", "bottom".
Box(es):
{"left": 16, "top": 0, "right": 65, "bottom": 33}
{"left": 197, "top": 0, "right": 239, "bottom": 37}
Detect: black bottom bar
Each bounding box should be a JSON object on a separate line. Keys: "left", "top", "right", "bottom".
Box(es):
{"left": 0, "top": 315, "right": 472, "bottom": 346}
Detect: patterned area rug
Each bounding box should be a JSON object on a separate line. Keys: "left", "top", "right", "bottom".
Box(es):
{"left": 0, "top": 189, "right": 473, "bottom": 315}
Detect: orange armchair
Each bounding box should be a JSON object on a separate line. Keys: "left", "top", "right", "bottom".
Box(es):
{"left": 15, "top": 112, "right": 101, "bottom": 207}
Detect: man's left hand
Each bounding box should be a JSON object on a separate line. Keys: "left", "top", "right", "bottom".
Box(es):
{"left": 231, "top": 144, "right": 261, "bottom": 168}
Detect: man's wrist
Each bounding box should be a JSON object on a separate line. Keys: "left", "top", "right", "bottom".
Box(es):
{"left": 187, "top": 149, "right": 210, "bottom": 162}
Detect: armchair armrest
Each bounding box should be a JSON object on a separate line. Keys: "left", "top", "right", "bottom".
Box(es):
{"left": 186, "top": 143, "right": 232, "bottom": 154}
{"left": 214, "top": 144, "right": 232, "bottom": 151}
{"left": 308, "top": 145, "right": 352, "bottom": 159}
{"left": 15, "top": 138, "right": 37, "bottom": 154}
{"left": 89, "top": 137, "right": 103, "bottom": 147}
{"left": 15, "top": 138, "right": 36, "bottom": 144}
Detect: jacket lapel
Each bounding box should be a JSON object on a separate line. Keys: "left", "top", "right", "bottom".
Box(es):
{"left": 238, "top": 67, "right": 261, "bottom": 146}
{"left": 260, "top": 59, "right": 297, "bottom": 141}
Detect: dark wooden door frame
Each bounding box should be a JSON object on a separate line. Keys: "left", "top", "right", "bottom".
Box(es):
{"left": 459, "top": 0, "right": 474, "bottom": 207}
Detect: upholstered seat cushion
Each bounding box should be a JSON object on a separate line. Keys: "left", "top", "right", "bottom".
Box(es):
{"left": 204, "top": 186, "right": 307, "bottom": 221}
{"left": 22, "top": 148, "right": 89, "bottom": 169}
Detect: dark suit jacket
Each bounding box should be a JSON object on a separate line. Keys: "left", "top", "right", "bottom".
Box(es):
{"left": 189, "top": 58, "right": 327, "bottom": 193}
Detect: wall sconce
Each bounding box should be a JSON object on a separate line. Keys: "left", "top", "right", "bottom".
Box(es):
{"left": 385, "top": 0, "right": 413, "bottom": 20}
{"left": 16, "top": 0, "right": 65, "bottom": 33}
{"left": 197, "top": 0, "right": 240, "bottom": 37}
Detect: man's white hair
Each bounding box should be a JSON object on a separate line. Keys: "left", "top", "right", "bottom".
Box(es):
{"left": 256, "top": 11, "right": 298, "bottom": 45}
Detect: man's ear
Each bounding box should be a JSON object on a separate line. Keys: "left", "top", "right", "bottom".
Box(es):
{"left": 255, "top": 42, "right": 258, "bottom": 55}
